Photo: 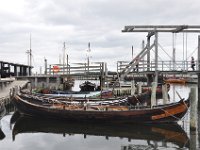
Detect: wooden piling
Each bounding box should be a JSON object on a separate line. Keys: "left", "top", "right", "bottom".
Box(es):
{"left": 46, "top": 77, "right": 49, "bottom": 88}
{"left": 137, "top": 82, "right": 142, "bottom": 94}
{"left": 162, "top": 84, "right": 168, "bottom": 104}
{"left": 190, "top": 130, "right": 197, "bottom": 150}
{"left": 151, "top": 82, "right": 157, "bottom": 108}
{"left": 190, "top": 87, "right": 197, "bottom": 130}
{"left": 198, "top": 73, "right": 200, "bottom": 109}
{"left": 131, "top": 80, "right": 135, "bottom": 95}
{"left": 56, "top": 77, "right": 60, "bottom": 90}
{"left": 198, "top": 35, "right": 200, "bottom": 108}
{"left": 34, "top": 77, "right": 38, "bottom": 88}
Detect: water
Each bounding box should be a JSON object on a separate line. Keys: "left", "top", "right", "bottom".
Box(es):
{"left": 0, "top": 84, "right": 197, "bottom": 150}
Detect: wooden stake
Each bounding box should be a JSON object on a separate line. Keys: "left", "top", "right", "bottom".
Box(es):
{"left": 190, "top": 87, "right": 197, "bottom": 130}
{"left": 151, "top": 82, "right": 157, "bottom": 108}
{"left": 162, "top": 84, "right": 168, "bottom": 104}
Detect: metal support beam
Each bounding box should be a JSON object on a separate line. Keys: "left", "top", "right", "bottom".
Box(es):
{"left": 198, "top": 35, "right": 200, "bottom": 71}
{"left": 122, "top": 43, "right": 155, "bottom": 77}
{"left": 173, "top": 25, "right": 188, "bottom": 33}
{"left": 122, "top": 25, "right": 200, "bottom": 33}
{"left": 14, "top": 65, "right": 17, "bottom": 76}
{"left": 147, "top": 31, "right": 155, "bottom": 38}
{"left": 44, "top": 58, "right": 47, "bottom": 75}
{"left": 154, "top": 32, "right": 158, "bottom": 83}
{"left": 147, "top": 37, "right": 151, "bottom": 71}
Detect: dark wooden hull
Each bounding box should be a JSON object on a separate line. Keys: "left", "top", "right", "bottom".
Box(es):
{"left": 79, "top": 81, "right": 96, "bottom": 91}
{"left": 12, "top": 93, "right": 190, "bottom": 124}
{"left": 12, "top": 115, "right": 189, "bottom": 148}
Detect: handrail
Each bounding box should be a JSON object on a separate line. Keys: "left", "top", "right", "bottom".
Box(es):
{"left": 117, "top": 60, "right": 198, "bottom": 73}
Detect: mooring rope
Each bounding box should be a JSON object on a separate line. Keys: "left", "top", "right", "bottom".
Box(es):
{"left": 159, "top": 108, "right": 182, "bottom": 121}
{"left": 158, "top": 100, "right": 189, "bottom": 121}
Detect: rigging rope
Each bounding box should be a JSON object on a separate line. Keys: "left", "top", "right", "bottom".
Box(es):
{"left": 159, "top": 100, "right": 189, "bottom": 121}
{"left": 186, "top": 33, "right": 188, "bottom": 61}
{"left": 158, "top": 43, "right": 173, "bottom": 60}
{"left": 187, "top": 47, "right": 198, "bottom": 60}
{"left": 183, "top": 33, "right": 185, "bottom": 61}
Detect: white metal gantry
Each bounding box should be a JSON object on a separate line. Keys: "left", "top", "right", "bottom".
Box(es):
{"left": 121, "top": 25, "right": 200, "bottom": 82}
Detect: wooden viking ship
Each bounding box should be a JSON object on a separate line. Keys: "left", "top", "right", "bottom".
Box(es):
{"left": 12, "top": 91, "right": 190, "bottom": 123}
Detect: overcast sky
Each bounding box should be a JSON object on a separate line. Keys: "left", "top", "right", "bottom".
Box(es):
{"left": 1, "top": 0, "right": 200, "bottom": 73}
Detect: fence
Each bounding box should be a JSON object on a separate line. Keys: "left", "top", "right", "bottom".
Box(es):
{"left": 117, "top": 60, "right": 197, "bottom": 73}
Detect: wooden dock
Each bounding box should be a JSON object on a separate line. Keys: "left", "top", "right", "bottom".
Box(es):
{"left": 0, "top": 79, "right": 29, "bottom": 105}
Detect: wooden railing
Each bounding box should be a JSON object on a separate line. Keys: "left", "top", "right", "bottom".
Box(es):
{"left": 117, "top": 60, "right": 198, "bottom": 73}
{"left": 47, "top": 62, "right": 106, "bottom": 76}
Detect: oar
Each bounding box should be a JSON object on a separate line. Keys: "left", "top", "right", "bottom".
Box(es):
{"left": 176, "top": 91, "right": 183, "bottom": 100}
{"left": 176, "top": 91, "right": 188, "bottom": 109}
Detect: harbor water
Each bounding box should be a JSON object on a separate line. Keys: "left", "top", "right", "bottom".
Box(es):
{"left": 0, "top": 83, "right": 198, "bottom": 150}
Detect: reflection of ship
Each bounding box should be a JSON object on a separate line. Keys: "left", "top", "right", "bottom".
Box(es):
{"left": 10, "top": 111, "right": 21, "bottom": 124}
{"left": 0, "top": 104, "right": 7, "bottom": 141}
{"left": 0, "top": 104, "right": 6, "bottom": 120}
{"left": 12, "top": 115, "right": 189, "bottom": 149}
{"left": 0, "top": 127, "right": 5, "bottom": 140}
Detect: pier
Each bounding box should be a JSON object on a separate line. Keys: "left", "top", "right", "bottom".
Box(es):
{"left": 0, "top": 61, "right": 32, "bottom": 78}
{"left": 0, "top": 79, "right": 28, "bottom": 105}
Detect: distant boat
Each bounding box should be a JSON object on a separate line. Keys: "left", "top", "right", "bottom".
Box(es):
{"left": 164, "top": 78, "right": 187, "bottom": 84}
{"left": 63, "top": 78, "right": 74, "bottom": 91}
{"left": 12, "top": 91, "right": 190, "bottom": 123}
{"left": 12, "top": 115, "right": 189, "bottom": 148}
{"left": 79, "top": 81, "right": 96, "bottom": 91}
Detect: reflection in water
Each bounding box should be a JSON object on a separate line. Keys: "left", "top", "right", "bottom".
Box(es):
{"left": 12, "top": 114, "right": 189, "bottom": 149}
{"left": 0, "top": 127, "right": 5, "bottom": 140}
{"left": 0, "top": 104, "right": 6, "bottom": 140}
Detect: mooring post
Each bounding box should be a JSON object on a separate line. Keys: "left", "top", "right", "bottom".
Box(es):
{"left": 197, "top": 35, "right": 200, "bottom": 108}
{"left": 56, "top": 76, "right": 60, "bottom": 90}
{"left": 138, "top": 82, "right": 142, "bottom": 94}
{"left": 162, "top": 84, "right": 168, "bottom": 104}
{"left": 190, "top": 87, "right": 197, "bottom": 150}
{"left": 34, "top": 77, "right": 38, "bottom": 88}
{"left": 131, "top": 80, "right": 135, "bottom": 95}
{"left": 151, "top": 82, "right": 157, "bottom": 108}
{"left": 190, "top": 130, "right": 197, "bottom": 150}
{"left": 190, "top": 87, "right": 197, "bottom": 130}
{"left": 197, "top": 35, "right": 200, "bottom": 150}
{"left": 46, "top": 77, "right": 49, "bottom": 88}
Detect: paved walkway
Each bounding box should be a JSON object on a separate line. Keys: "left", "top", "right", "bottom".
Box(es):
{"left": 0, "top": 80, "right": 29, "bottom": 99}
